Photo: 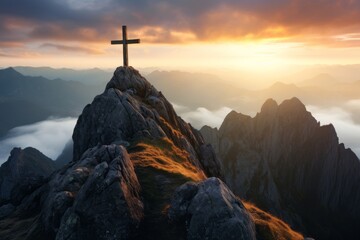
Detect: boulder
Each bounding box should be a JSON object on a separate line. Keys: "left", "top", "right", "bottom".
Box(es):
{"left": 169, "top": 177, "right": 256, "bottom": 240}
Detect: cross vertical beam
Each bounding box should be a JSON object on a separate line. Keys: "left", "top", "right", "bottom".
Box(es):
{"left": 111, "top": 25, "right": 140, "bottom": 67}
{"left": 122, "top": 25, "right": 128, "bottom": 66}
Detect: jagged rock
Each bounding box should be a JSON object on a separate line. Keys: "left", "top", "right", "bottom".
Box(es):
{"left": 0, "top": 144, "right": 143, "bottom": 240}
{"left": 168, "top": 177, "right": 256, "bottom": 240}
{"left": 1, "top": 67, "right": 290, "bottom": 240}
{"left": 42, "top": 144, "right": 143, "bottom": 240}
{"left": 73, "top": 66, "right": 221, "bottom": 177}
{"left": 0, "top": 67, "right": 223, "bottom": 240}
{"left": 0, "top": 147, "right": 56, "bottom": 202}
{"left": 200, "top": 97, "right": 360, "bottom": 239}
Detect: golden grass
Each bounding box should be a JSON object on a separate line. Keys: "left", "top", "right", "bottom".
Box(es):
{"left": 244, "top": 202, "right": 304, "bottom": 240}
{"left": 130, "top": 137, "right": 206, "bottom": 182}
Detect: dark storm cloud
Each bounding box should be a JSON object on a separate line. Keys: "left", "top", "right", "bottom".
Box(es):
{"left": 0, "top": 0, "right": 96, "bottom": 24}
{"left": 1, "top": 0, "right": 360, "bottom": 46}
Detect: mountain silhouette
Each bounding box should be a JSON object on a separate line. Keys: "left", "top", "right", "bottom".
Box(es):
{"left": 0, "top": 68, "right": 102, "bottom": 136}
{"left": 201, "top": 97, "right": 360, "bottom": 240}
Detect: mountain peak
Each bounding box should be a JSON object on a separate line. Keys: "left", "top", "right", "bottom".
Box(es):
{"left": 73, "top": 66, "right": 221, "bottom": 176}
{"left": 105, "top": 66, "right": 155, "bottom": 98}
{"left": 269, "top": 81, "right": 298, "bottom": 90}
{"left": 278, "top": 97, "right": 306, "bottom": 113}
{"left": 261, "top": 98, "right": 278, "bottom": 113}
{"left": 0, "top": 147, "right": 56, "bottom": 202}
{"left": 0, "top": 67, "right": 23, "bottom": 79}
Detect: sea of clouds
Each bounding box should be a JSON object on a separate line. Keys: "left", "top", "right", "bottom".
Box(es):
{"left": 0, "top": 117, "right": 77, "bottom": 165}
{"left": 0, "top": 104, "right": 359, "bottom": 166}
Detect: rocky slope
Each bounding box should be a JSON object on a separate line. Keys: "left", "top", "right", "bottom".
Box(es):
{"left": 0, "top": 147, "right": 56, "bottom": 202}
{"left": 0, "top": 67, "right": 298, "bottom": 240}
{"left": 201, "top": 97, "right": 360, "bottom": 240}
{"left": 0, "top": 147, "right": 56, "bottom": 219}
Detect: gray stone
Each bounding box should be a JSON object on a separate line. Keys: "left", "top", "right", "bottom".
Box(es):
{"left": 169, "top": 177, "right": 256, "bottom": 240}
{"left": 41, "top": 144, "right": 144, "bottom": 240}
{"left": 0, "top": 147, "right": 56, "bottom": 202}
{"left": 0, "top": 66, "right": 227, "bottom": 240}
{"left": 73, "top": 66, "right": 221, "bottom": 178}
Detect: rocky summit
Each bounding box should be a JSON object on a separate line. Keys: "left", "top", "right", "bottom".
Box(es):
{"left": 0, "top": 67, "right": 303, "bottom": 240}
{"left": 201, "top": 97, "right": 360, "bottom": 240}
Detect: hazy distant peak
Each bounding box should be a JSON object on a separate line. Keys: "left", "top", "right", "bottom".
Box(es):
{"left": 278, "top": 97, "right": 306, "bottom": 113}
{"left": 270, "top": 81, "right": 298, "bottom": 89}
{"left": 257, "top": 97, "right": 306, "bottom": 118}
{"left": 200, "top": 125, "right": 218, "bottom": 132}
{"left": 0, "top": 67, "right": 23, "bottom": 78}
{"left": 222, "top": 110, "right": 252, "bottom": 128}
{"left": 261, "top": 98, "right": 278, "bottom": 113}
{"left": 300, "top": 73, "right": 337, "bottom": 86}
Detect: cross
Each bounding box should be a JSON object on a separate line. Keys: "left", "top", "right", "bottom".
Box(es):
{"left": 111, "top": 25, "right": 140, "bottom": 66}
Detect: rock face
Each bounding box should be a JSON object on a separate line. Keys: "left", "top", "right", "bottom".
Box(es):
{"left": 0, "top": 147, "right": 56, "bottom": 203}
{"left": 200, "top": 97, "right": 360, "bottom": 240}
{"left": 0, "top": 67, "right": 232, "bottom": 240}
{"left": 169, "top": 177, "right": 256, "bottom": 240}
{"left": 72, "top": 67, "right": 220, "bottom": 178}
{"left": 44, "top": 144, "right": 143, "bottom": 240}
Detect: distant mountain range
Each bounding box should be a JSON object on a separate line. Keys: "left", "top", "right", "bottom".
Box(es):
{"left": 14, "top": 66, "right": 112, "bottom": 86}
{"left": 0, "top": 68, "right": 104, "bottom": 136}
{"left": 13, "top": 66, "right": 159, "bottom": 86}
{"left": 144, "top": 70, "right": 360, "bottom": 111}
{"left": 2, "top": 66, "right": 360, "bottom": 148}
{"left": 146, "top": 70, "right": 247, "bottom": 110}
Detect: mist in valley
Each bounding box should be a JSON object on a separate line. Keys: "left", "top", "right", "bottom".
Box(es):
{"left": 0, "top": 64, "right": 359, "bottom": 164}
{"left": 0, "top": 117, "right": 77, "bottom": 164}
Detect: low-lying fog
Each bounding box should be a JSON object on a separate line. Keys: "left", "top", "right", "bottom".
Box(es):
{"left": 0, "top": 103, "right": 359, "bottom": 166}
{"left": 0, "top": 117, "right": 77, "bottom": 164}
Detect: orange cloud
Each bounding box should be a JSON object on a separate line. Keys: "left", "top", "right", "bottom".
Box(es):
{"left": 1, "top": 0, "right": 360, "bottom": 55}
{"left": 40, "top": 43, "right": 104, "bottom": 55}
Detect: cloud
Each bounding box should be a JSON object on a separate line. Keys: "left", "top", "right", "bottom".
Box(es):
{"left": 307, "top": 105, "right": 360, "bottom": 158}
{"left": 177, "top": 106, "right": 232, "bottom": 129}
{"left": 1, "top": 0, "right": 360, "bottom": 48}
{"left": 0, "top": 117, "right": 77, "bottom": 165}
{"left": 346, "top": 99, "right": 360, "bottom": 107}
{"left": 40, "top": 43, "right": 103, "bottom": 54}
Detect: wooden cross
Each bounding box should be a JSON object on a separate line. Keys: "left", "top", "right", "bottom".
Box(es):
{"left": 111, "top": 25, "right": 140, "bottom": 66}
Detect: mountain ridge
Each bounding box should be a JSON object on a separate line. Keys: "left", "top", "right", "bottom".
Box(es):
{"left": 0, "top": 66, "right": 304, "bottom": 240}
{"left": 0, "top": 68, "right": 103, "bottom": 136}
{"left": 201, "top": 97, "right": 360, "bottom": 239}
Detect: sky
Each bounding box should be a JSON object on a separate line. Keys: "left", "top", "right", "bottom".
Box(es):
{"left": 1, "top": 0, "right": 360, "bottom": 71}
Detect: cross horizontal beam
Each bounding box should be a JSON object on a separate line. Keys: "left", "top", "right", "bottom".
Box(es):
{"left": 111, "top": 39, "right": 140, "bottom": 44}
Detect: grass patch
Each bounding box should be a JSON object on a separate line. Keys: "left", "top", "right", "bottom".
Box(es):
{"left": 129, "top": 137, "right": 205, "bottom": 181}
{"left": 244, "top": 201, "right": 303, "bottom": 240}
{"left": 128, "top": 137, "right": 206, "bottom": 239}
